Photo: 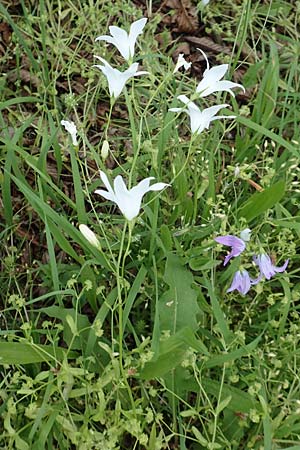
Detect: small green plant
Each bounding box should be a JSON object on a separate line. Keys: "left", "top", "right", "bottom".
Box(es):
{"left": 1, "top": 1, "right": 300, "bottom": 449}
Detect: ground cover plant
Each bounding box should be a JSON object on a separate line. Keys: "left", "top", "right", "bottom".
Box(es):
{"left": 1, "top": 0, "right": 300, "bottom": 448}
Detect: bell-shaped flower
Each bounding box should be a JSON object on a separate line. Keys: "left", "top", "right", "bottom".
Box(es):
{"left": 196, "top": 48, "right": 245, "bottom": 98}
{"left": 169, "top": 95, "right": 235, "bottom": 135}
{"left": 227, "top": 269, "right": 262, "bottom": 295}
{"left": 173, "top": 54, "right": 192, "bottom": 74}
{"left": 61, "top": 120, "right": 78, "bottom": 146}
{"left": 95, "top": 170, "right": 169, "bottom": 221}
{"left": 253, "top": 253, "right": 289, "bottom": 280}
{"left": 214, "top": 229, "right": 251, "bottom": 265}
{"left": 93, "top": 56, "right": 148, "bottom": 99}
{"left": 95, "top": 18, "right": 147, "bottom": 62}
{"left": 214, "top": 235, "right": 245, "bottom": 266}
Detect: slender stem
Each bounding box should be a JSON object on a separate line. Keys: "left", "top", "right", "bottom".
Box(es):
{"left": 115, "top": 220, "right": 136, "bottom": 414}
{"left": 116, "top": 221, "right": 128, "bottom": 366}
{"left": 104, "top": 101, "right": 114, "bottom": 140}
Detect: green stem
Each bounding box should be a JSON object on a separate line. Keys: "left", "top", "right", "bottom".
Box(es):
{"left": 104, "top": 101, "right": 114, "bottom": 140}
{"left": 116, "top": 220, "right": 136, "bottom": 413}
{"left": 116, "top": 221, "right": 128, "bottom": 366}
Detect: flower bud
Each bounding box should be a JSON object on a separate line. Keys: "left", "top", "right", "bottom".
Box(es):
{"left": 79, "top": 224, "right": 101, "bottom": 249}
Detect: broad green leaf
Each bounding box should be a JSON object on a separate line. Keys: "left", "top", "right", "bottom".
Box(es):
{"left": 141, "top": 327, "right": 208, "bottom": 379}
{"left": 0, "top": 342, "right": 74, "bottom": 365}
{"left": 158, "top": 253, "right": 200, "bottom": 335}
{"left": 238, "top": 180, "right": 285, "bottom": 222}
{"left": 200, "top": 379, "right": 257, "bottom": 413}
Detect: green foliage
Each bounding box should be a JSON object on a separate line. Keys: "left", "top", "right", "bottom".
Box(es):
{"left": 1, "top": 0, "right": 300, "bottom": 448}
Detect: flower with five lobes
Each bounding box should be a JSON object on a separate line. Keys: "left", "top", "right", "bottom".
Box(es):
{"left": 227, "top": 269, "right": 261, "bottom": 295}
{"left": 93, "top": 56, "right": 148, "bottom": 99}
{"left": 95, "top": 170, "right": 169, "bottom": 221}
{"left": 169, "top": 94, "right": 235, "bottom": 135}
{"left": 214, "top": 228, "right": 251, "bottom": 266}
{"left": 253, "top": 253, "right": 289, "bottom": 280}
{"left": 196, "top": 48, "right": 245, "bottom": 98}
{"left": 61, "top": 120, "right": 78, "bottom": 146}
{"left": 95, "top": 18, "right": 147, "bottom": 62}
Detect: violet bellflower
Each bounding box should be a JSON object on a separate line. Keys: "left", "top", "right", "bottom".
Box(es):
{"left": 95, "top": 170, "right": 169, "bottom": 221}
{"left": 214, "top": 229, "right": 251, "bottom": 265}
{"left": 253, "top": 253, "right": 289, "bottom": 280}
{"left": 95, "top": 18, "right": 147, "bottom": 62}
{"left": 227, "top": 269, "right": 261, "bottom": 295}
{"left": 93, "top": 56, "right": 148, "bottom": 99}
{"left": 196, "top": 48, "right": 245, "bottom": 98}
{"left": 169, "top": 94, "right": 235, "bottom": 135}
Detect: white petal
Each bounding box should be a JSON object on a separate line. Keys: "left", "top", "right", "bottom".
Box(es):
{"left": 148, "top": 182, "right": 169, "bottom": 191}
{"left": 95, "top": 35, "right": 115, "bottom": 44}
{"left": 109, "top": 26, "right": 130, "bottom": 60}
{"left": 207, "top": 64, "right": 228, "bottom": 81}
{"left": 130, "top": 177, "right": 153, "bottom": 198}
{"left": 177, "top": 95, "right": 200, "bottom": 112}
{"left": 100, "top": 170, "right": 115, "bottom": 198}
{"left": 197, "top": 48, "right": 210, "bottom": 71}
{"left": 177, "top": 94, "right": 191, "bottom": 105}
{"left": 173, "top": 54, "right": 191, "bottom": 73}
{"left": 114, "top": 175, "right": 129, "bottom": 198}
{"left": 169, "top": 107, "right": 184, "bottom": 112}
{"left": 199, "top": 80, "right": 245, "bottom": 97}
{"left": 196, "top": 65, "right": 229, "bottom": 95}
{"left": 94, "top": 189, "right": 115, "bottom": 202}
{"left": 128, "top": 18, "right": 147, "bottom": 59}
{"left": 114, "top": 175, "right": 140, "bottom": 220}
{"left": 201, "top": 104, "right": 229, "bottom": 121}
{"left": 61, "top": 120, "right": 78, "bottom": 146}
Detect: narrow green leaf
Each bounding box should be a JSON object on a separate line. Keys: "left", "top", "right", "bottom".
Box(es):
{"left": 123, "top": 265, "right": 147, "bottom": 329}
{"left": 238, "top": 180, "right": 285, "bottom": 222}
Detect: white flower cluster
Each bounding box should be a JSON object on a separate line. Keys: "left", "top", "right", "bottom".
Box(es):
{"left": 93, "top": 18, "right": 149, "bottom": 99}
{"left": 170, "top": 48, "right": 245, "bottom": 135}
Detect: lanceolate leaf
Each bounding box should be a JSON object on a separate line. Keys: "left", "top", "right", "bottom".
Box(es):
{"left": 238, "top": 180, "right": 285, "bottom": 222}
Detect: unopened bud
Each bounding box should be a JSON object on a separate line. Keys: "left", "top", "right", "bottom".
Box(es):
{"left": 79, "top": 224, "right": 101, "bottom": 249}
{"left": 101, "top": 140, "right": 109, "bottom": 160}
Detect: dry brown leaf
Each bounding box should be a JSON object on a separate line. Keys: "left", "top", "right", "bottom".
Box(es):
{"left": 185, "top": 36, "right": 232, "bottom": 55}
{"left": 165, "top": 0, "right": 199, "bottom": 33}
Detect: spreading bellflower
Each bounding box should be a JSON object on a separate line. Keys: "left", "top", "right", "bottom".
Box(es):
{"left": 214, "top": 229, "right": 251, "bottom": 265}
{"left": 169, "top": 95, "right": 235, "bottom": 135}
{"left": 196, "top": 49, "right": 245, "bottom": 98}
{"left": 227, "top": 269, "right": 261, "bottom": 295}
{"left": 253, "top": 254, "right": 289, "bottom": 280}
{"left": 61, "top": 120, "right": 78, "bottom": 146}
{"left": 93, "top": 56, "right": 148, "bottom": 99}
{"left": 95, "top": 170, "right": 168, "bottom": 221}
{"left": 173, "top": 54, "right": 192, "bottom": 74}
{"left": 95, "top": 18, "right": 147, "bottom": 62}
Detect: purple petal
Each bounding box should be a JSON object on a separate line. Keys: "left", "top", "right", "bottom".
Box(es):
{"left": 215, "top": 235, "right": 246, "bottom": 265}
{"left": 274, "top": 258, "right": 289, "bottom": 273}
